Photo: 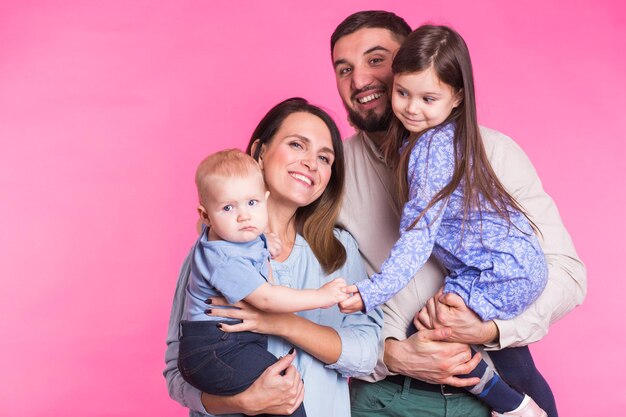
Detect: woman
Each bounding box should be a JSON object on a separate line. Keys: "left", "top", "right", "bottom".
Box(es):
{"left": 164, "top": 97, "right": 383, "bottom": 417}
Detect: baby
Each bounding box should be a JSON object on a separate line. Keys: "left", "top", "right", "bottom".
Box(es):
{"left": 178, "top": 149, "right": 346, "bottom": 417}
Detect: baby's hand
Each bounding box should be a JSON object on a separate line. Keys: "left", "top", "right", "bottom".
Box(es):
{"left": 265, "top": 232, "right": 282, "bottom": 259}
{"left": 338, "top": 285, "right": 364, "bottom": 314}
{"left": 317, "top": 278, "right": 349, "bottom": 308}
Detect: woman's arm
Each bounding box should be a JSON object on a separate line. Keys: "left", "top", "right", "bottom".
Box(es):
{"left": 481, "top": 128, "right": 587, "bottom": 348}
{"left": 164, "top": 253, "right": 303, "bottom": 415}
{"left": 212, "top": 231, "right": 383, "bottom": 376}
{"left": 209, "top": 299, "right": 343, "bottom": 364}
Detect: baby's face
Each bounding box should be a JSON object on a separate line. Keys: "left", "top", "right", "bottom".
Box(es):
{"left": 203, "top": 174, "right": 269, "bottom": 243}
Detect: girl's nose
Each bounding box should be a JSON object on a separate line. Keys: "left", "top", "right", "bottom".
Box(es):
{"left": 406, "top": 99, "right": 419, "bottom": 115}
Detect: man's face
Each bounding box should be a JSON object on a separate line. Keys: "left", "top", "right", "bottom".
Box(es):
{"left": 332, "top": 28, "right": 402, "bottom": 133}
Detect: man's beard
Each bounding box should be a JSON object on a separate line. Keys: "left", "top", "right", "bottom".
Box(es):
{"left": 347, "top": 105, "right": 393, "bottom": 133}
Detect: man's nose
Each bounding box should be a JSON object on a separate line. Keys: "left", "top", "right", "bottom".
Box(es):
{"left": 351, "top": 65, "right": 374, "bottom": 91}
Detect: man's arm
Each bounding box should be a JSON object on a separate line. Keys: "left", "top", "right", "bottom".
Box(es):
{"left": 482, "top": 128, "right": 587, "bottom": 348}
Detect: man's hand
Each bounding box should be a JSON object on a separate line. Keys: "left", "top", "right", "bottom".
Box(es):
{"left": 415, "top": 288, "right": 499, "bottom": 345}
{"left": 338, "top": 285, "right": 364, "bottom": 314}
{"left": 383, "top": 327, "right": 481, "bottom": 387}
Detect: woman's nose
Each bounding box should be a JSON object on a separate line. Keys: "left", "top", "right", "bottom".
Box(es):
{"left": 302, "top": 154, "right": 318, "bottom": 171}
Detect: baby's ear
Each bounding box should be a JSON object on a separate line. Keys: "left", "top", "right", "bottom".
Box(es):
{"left": 197, "top": 205, "right": 210, "bottom": 226}
{"left": 265, "top": 190, "right": 270, "bottom": 199}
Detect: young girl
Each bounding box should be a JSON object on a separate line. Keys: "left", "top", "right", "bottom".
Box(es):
{"left": 339, "top": 25, "right": 553, "bottom": 417}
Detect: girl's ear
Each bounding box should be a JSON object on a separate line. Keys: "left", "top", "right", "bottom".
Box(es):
{"left": 453, "top": 89, "right": 463, "bottom": 108}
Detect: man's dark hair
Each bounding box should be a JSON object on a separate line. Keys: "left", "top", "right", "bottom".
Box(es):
{"left": 330, "top": 10, "right": 412, "bottom": 54}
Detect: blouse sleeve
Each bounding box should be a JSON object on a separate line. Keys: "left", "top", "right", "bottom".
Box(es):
{"left": 163, "top": 252, "right": 210, "bottom": 415}
{"left": 326, "top": 230, "right": 384, "bottom": 377}
{"left": 356, "top": 125, "right": 456, "bottom": 312}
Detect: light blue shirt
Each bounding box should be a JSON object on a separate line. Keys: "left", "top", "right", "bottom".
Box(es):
{"left": 164, "top": 229, "right": 383, "bottom": 417}
{"left": 356, "top": 122, "right": 548, "bottom": 320}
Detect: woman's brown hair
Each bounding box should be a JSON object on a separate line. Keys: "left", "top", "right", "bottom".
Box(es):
{"left": 246, "top": 98, "right": 346, "bottom": 274}
{"left": 382, "top": 25, "right": 536, "bottom": 234}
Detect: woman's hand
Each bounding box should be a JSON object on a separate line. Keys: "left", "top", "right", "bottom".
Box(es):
{"left": 205, "top": 297, "right": 287, "bottom": 335}
{"left": 201, "top": 350, "right": 304, "bottom": 415}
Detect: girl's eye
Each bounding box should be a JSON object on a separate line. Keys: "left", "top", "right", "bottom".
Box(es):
{"left": 423, "top": 96, "right": 435, "bottom": 103}
{"left": 223, "top": 205, "right": 233, "bottom": 212}
{"left": 248, "top": 200, "right": 259, "bottom": 207}
{"left": 396, "top": 90, "right": 408, "bottom": 97}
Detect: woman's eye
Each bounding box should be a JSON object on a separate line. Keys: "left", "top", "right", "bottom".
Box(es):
{"left": 319, "top": 155, "right": 330, "bottom": 164}
{"left": 290, "top": 141, "right": 303, "bottom": 149}
{"left": 248, "top": 200, "right": 259, "bottom": 207}
{"left": 222, "top": 205, "right": 233, "bottom": 212}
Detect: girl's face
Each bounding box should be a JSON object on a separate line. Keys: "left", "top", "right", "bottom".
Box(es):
{"left": 257, "top": 112, "right": 335, "bottom": 211}
{"left": 391, "top": 66, "right": 462, "bottom": 134}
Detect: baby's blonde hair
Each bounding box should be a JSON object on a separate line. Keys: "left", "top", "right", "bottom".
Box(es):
{"left": 195, "top": 149, "right": 263, "bottom": 204}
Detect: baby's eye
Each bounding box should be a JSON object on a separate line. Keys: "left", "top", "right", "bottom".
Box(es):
{"left": 248, "top": 200, "right": 259, "bottom": 207}
{"left": 222, "top": 205, "right": 233, "bottom": 212}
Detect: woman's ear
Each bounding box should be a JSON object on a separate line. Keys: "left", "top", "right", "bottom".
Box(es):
{"left": 250, "top": 139, "right": 265, "bottom": 167}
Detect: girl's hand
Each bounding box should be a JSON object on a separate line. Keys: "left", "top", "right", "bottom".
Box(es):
{"left": 205, "top": 297, "right": 286, "bottom": 334}
{"left": 338, "top": 285, "right": 364, "bottom": 314}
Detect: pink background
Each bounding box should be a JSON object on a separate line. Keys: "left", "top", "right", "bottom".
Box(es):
{"left": 1, "top": 1, "right": 624, "bottom": 416}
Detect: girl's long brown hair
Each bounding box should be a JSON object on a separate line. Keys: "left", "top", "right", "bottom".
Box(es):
{"left": 382, "top": 25, "right": 536, "bottom": 234}
{"left": 247, "top": 98, "right": 346, "bottom": 274}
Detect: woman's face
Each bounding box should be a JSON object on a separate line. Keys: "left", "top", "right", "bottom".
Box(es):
{"left": 258, "top": 111, "right": 335, "bottom": 211}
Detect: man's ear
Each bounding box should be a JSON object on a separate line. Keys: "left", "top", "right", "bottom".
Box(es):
{"left": 197, "top": 205, "right": 210, "bottom": 226}
{"left": 250, "top": 139, "right": 265, "bottom": 168}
